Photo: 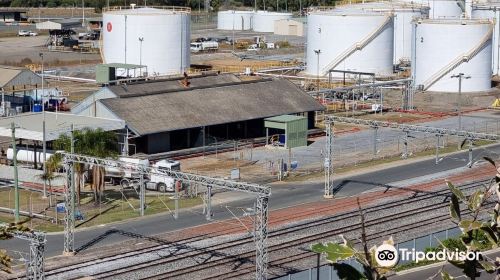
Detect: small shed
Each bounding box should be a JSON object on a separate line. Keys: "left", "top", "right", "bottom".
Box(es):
{"left": 265, "top": 115, "right": 308, "bottom": 149}
{"left": 96, "top": 63, "right": 146, "bottom": 84}
{"left": 274, "top": 19, "right": 304, "bottom": 36}
{"left": 36, "top": 19, "right": 81, "bottom": 30}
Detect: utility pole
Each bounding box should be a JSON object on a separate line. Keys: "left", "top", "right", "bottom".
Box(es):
{"left": 138, "top": 37, "right": 144, "bottom": 77}
{"left": 324, "top": 121, "right": 333, "bottom": 198}
{"left": 206, "top": 185, "right": 212, "bottom": 220}
{"left": 39, "top": 52, "right": 47, "bottom": 199}
{"left": 11, "top": 122, "right": 19, "bottom": 223}
{"left": 232, "top": 11, "right": 235, "bottom": 53}
{"left": 82, "top": 0, "right": 85, "bottom": 27}
{"left": 314, "top": 49, "right": 321, "bottom": 91}
{"left": 451, "top": 73, "right": 471, "bottom": 131}
{"left": 70, "top": 124, "right": 75, "bottom": 234}
{"left": 373, "top": 126, "right": 378, "bottom": 155}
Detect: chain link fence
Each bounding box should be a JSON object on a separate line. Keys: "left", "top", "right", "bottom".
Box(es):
{"left": 272, "top": 226, "right": 463, "bottom": 280}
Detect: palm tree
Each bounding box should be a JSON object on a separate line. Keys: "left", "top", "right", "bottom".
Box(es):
{"left": 53, "top": 128, "right": 118, "bottom": 205}
{"left": 36, "top": 153, "right": 63, "bottom": 207}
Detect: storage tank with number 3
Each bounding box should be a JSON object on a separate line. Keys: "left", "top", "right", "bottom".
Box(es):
{"left": 304, "top": 10, "right": 394, "bottom": 77}
{"left": 102, "top": 6, "right": 191, "bottom": 76}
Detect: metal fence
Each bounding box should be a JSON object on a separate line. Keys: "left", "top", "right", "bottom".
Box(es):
{"left": 272, "top": 226, "right": 463, "bottom": 280}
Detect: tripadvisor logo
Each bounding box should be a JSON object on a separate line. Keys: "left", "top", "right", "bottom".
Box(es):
{"left": 375, "top": 244, "right": 399, "bottom": 267}
{"left": 374, "top": 244, "right": 482, "bottom": 267}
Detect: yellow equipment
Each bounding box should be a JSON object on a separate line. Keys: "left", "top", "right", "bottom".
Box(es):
{"left": 491, "top": 98, "right": 500, "bottom": 109}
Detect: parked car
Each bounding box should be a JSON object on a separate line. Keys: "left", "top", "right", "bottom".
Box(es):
{"left": 247, "top": 44, "right": 261, "bottom": 52}
{"left": 29, "top": 31, "right": 38, "bottom": 36}
{"left": 17, "top": 30, "right": 30, "bottom": 36}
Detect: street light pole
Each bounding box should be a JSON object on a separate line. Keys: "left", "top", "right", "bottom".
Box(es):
{"left": 11, "top": 122, "right": 19, "bottom": 223}
{"left": 39, "top": 52, "right": 47, "bottom": 199}
{"left": 232, "top": 11, "right": 235, "bottom": 53}
{"left": 451, "top": 73, "right": 471, "bottom": 130}
{"left": 138, "top": 37, "right": 144, "bottom": 77}
{"left": 314, "top": 49, "right": 321, "bottom": 91}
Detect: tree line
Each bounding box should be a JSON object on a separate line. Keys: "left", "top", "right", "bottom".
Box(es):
{"left": 3, "top": 0, "right": 339, "bottom": 12}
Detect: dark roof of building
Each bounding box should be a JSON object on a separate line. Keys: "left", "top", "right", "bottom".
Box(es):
{"left": 100, "top": 78, "right": 324, "bottom": 136}
{"left": 108, "top": 73, "right": 242, "bottom": 98}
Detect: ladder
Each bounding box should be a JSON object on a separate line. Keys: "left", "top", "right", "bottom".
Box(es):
{"left": 319, "top": 15, "right": 392, "bottom": 76}
{"left": 99, "top": 31, "right": 106, "bottom": 64}
{"left": 421, "top": 24, "right": 493, "bottom": 90}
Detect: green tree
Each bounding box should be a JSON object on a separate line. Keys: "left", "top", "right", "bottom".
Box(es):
{"left": 438, "top": 157, "right": 500, "bottom": 280}
{"left": 36, "top": 153, "right": 63, "bottom": 207}
{"left": 53, "top": 128, "right": 118, "bottom": 205}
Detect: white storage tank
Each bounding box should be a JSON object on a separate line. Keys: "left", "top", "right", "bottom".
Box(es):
{"left": 336, "top": 2, "right": 428, "bottom": 66}
{"left": 472, "top": 5, "right": 500, "bottom": 75}
{"left": 428, "top": 0, "right": 463, "bottom": 19}
{"left": 304, "top": 11, "right": 394, "bottom": 77}
{"left": 102, "top": 6, "right": 191, "bottom": 76}
{"left": 412, "top": 19, "right": 493, "bottom": 92}
{"left": 217, "top": 10, "right": 254, "bottom": 30}
{"left": 253, "top": 11, "right": 292, "bottom": 32}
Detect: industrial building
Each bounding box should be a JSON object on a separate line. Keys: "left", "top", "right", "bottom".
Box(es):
{"left": 72, "top": 73, "right": 324, "bottom": 154}
{"left": 274, "top": 19, "right": 304, "bottom": 36}
{"left": 0, "top": 66, "right": 43, "bottom": 115}
{"left": 0, "top": 8, "right": 27, "bottom": 22}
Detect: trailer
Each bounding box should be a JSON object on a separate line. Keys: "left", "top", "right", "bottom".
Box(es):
{"left": 107, "top": 157, "right": 180, "bottom": 193}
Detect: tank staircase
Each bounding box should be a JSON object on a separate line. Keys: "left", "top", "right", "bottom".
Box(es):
{"left": 99, "top": 31, "right": 106, "bottom": 64}
{"left": 319, "top": 15, "right": 392, "bottom": 76}
{"left": 420, "top": 24, "right": 493, "bottom": 91}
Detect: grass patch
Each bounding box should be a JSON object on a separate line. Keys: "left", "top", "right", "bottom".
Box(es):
{"left": 0, "top": 188, "right": 202, "bottom": 232}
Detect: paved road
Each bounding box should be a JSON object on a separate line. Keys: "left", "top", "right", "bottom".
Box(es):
{"left": 391, "top": 250, "right": 500, "bottom": 280}
{"left": 3, "top": 143, "right": 500, "bottom": 259}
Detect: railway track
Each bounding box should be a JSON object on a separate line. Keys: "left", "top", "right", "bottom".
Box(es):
{"left": 42, "top": 179, "right": 491, "bottom": 280}
{"left": 140, "top": 199, "right": 490, "bottom": 280}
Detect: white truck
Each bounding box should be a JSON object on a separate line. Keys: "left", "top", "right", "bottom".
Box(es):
{"left": 106, "top": 157, "right": 181, "bottom": 193}
{"left": 190, "top": 41, "right": 219, "bottom": 53}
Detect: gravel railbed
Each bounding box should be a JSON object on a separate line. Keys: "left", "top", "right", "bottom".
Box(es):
{"left": 43, "top": 182, "right": 491, "bottom": 280}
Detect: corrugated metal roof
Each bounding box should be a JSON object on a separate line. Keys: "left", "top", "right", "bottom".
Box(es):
{"left": 265, "top": 115, "right": 306, "bottom": 123}
{"left": 0, "top": 66, "right": 42, "bottom": 89}
{"left": 109, "top": 73, "right": 242, "bottom": 98}
{"left": 0, "top": 112, "right": 125, "bottom": 141}
{"left": 100, "top": 79, "right": 324, "bottom": 136}
{"left": 36, "top": 19, "right": 81, "bottom": 30}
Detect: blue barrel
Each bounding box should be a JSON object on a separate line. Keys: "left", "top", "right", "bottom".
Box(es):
{"left": 33, "top": 104, "right": 42, "bottom": 112}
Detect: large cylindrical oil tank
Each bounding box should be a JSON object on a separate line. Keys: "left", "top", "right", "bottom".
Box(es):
{"left": 217, "top": 10, "right": 254, "bottom": 30}
{"left": 412, "top": 19, "right": 493, "bottom": 92}
{"left": 428, "top": 0, "right": 463, "bottom": 19}
{"left": 102, "top": 6, "right": 191, "bottom": 76}
{"left": 252, "top": 11, "right": 292, "bottom": 32}
{"left": 304, "top": 11, "right": 394, "bottom": 77}
{"left": 472, "top": 6, "right": 500, "bottom": 75}
{"left": 336, "top": 3, "right": 428, "bottom": 66}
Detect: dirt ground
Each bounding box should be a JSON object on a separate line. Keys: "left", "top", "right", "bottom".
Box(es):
{"left": 0, "top": 36, "right": 100, "bottom": 66}
{"left": 385, "top": 88, "right": 500, "bottom": 112}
